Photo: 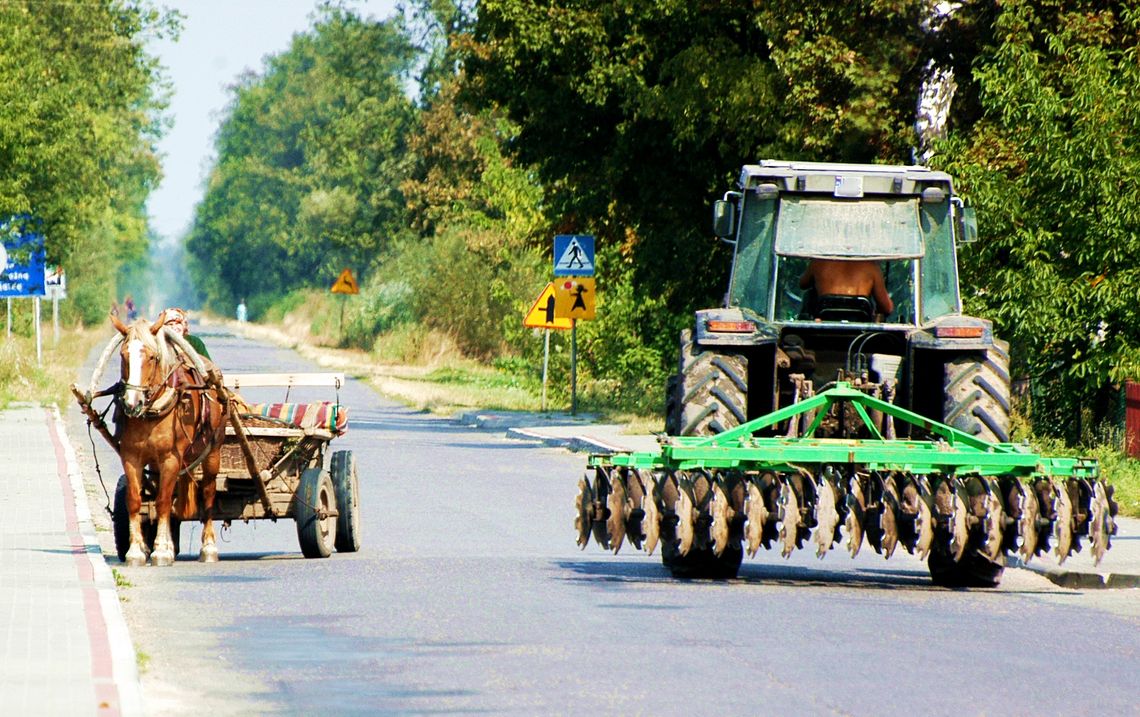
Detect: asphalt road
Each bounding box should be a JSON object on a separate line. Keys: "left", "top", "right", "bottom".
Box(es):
{"left": 65, "top": 324, "right": 1140, "bottom": 716}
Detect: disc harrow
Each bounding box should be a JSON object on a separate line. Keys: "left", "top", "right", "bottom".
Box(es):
{"left": 575, "top": 383, "right": 1117, "bottom": 587}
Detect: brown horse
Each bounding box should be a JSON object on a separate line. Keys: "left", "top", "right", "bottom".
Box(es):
{"left": 111, "top": 313, "right": 228, "bottom": 566}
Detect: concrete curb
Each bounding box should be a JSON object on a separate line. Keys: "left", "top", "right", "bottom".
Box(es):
{"left": 1007, "top": 555, "right": 1140, "bottom": 590}
{"left": 49, "top": 407, "right": 144, "bottom": 716}
{"left": 505, "top": 427, "right": 627, "bottom": 455}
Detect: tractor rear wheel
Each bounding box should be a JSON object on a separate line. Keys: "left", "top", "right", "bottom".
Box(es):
{"left": 668, "top": 329, "right": 748, "bottom": 436}
{"left": 943, "top": 340, "right": 1011, "bottom": 443}
{"left": 658, "top": 472, "right": 743, "bottom": 579}
{"left": 928, "top": 544, "right": 1004, "bottom": 588}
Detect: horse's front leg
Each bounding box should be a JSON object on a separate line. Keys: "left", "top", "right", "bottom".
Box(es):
{"left": 123, "top": 459, "right": 149, "bottom": 567}
{"left": 199, "top": 450, "right": 220, "bottom": 563}
{"left": 151, "top": 454, "right": 180, "bottom": 567}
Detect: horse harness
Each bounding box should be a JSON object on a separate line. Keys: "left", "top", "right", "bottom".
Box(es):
{"left": 114, "top": 362, "right": 225, "bottom": 478}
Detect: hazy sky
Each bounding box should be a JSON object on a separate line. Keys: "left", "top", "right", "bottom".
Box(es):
{"left": 145, "top": 0, "right": 399, "bottom": 243}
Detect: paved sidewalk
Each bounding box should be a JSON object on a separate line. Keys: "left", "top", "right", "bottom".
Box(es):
{"left": 0, "top": 405, "right": 140, "bottom": 716}
{"left": 457, "top": 409, "right": 1140, "bottom": 589}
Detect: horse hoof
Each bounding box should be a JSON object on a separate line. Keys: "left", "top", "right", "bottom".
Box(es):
{"left": 198, "top": 546, "right": 219, "bottom": 563}
{"left": 124, "top": 546, "right": 148, "bottom": 567}
{"left": 151, "top": 552, "right": 175, "bottom": 567}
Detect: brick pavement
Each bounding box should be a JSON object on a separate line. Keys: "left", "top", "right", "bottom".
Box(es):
{"left": 0, "top": 405, "right": 140, "bottom": 716}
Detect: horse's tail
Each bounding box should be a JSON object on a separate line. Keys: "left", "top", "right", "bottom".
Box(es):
{"left": 174, "top": 473, "right": 199, "bottom": 520}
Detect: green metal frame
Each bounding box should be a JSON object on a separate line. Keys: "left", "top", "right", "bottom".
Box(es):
{"left": 591, "top": 383, "right": 1097, "bottom": 479}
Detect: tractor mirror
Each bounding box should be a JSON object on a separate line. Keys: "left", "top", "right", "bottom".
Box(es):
{"left": 956, "top": 205, "right": 978, "bottom": 244}
{"left": 712, "top": 200, "right": 736, "bottom": 238}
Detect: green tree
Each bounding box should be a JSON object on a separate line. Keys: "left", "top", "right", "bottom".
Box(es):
{"left": 0, "top": 1, "right": 174, "bottom": 322}
{"left": 936, "top": 1, "right": 1140, "bottom": 440}
{"left": 187, "top": 8, "right": 417, "bottom": 314}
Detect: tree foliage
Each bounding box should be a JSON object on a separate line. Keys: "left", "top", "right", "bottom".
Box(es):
{"left": 0, "top": 0, "right": 173, "bottom": 322}
{"left": 935, "top": 0, "right": 1140, "bottom": 439}
{"left": 185, "top": 8, "right": 417, "bottom": 315}
{"left": 180, "top": 0, "right": 1140, "bottom": 428}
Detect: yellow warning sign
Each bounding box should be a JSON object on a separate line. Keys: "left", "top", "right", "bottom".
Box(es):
{"left": 524, "top": 282, "right": 572, "bottom": 330}
{"left": 554, "top": 277, "right": 595, "bottom": 321}
{"left": 331, "top": 268, "right": 359, "bottom": 295}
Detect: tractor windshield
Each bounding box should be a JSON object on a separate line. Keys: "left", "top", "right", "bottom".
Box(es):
{"left": 728, "top": 192, "right": 960, "bottom": 324}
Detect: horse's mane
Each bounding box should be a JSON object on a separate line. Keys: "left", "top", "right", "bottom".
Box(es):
{"left": 125, "top": 318, "right": 177, "bottom": 370}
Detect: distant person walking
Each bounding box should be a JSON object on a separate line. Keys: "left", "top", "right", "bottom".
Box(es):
{"left": 236, "top": 299, "right": 247, "bottom": 323}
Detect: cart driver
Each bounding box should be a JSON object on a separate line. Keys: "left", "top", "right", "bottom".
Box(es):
{"left": 161, "top": 307, "right": 212, "bottom": 360}
{"left": 799, "top": 258, "right": 894, "bottom": 317}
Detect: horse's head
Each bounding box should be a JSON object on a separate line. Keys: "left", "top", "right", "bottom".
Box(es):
{"left": 111, "top": 313, "right": 174, "bottom": 417}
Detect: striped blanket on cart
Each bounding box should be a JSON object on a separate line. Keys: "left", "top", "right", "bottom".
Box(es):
{"left": 245, "top": 401, "right": 347, "bottom": 435}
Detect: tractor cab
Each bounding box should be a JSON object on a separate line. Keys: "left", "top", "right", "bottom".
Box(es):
{"left": 717, "top": 162, "right": 970, "bottom": 330}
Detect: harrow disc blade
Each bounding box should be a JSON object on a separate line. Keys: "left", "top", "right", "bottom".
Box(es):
{"left": 845, "top": 477, "right": 866, "bottom": 559}
{"left": 1054, "top": 481, "right": 1075, "bottom": 564}
{"left": 709, "top": 482, "right": 733, "bottom": 558}
{"left": 915, "top": 496, "right": 934, "bottom": 561}
{"left": 606, "top": 472, "right": 628, "bottom": 554}
{"left": 779, "top": 479, "right": 800, "bottom": 559}
{"left": 813, "top": 476, "right": 840, "bottom": 559}
{"left": 623, "top": 470, "right": 649, "bottom": 551}
{"left": 951, "top": 489, "right": 969, "bottom": 563}
{"left": 642, "top": 472, "right": 662, "bottom": 556}
{"left": 675, "top": 476, "right": 697, "bottom": 557}
{"left": 1089, "top": 480, "right": 1114, "bottom": 566}
{"left": 881, "top": 478, "right": 901, "bottom": 560}
{"left": 590, "top": 470, "right": 613, "bottom": 550}
{"left": 744, "top": 481, "right": 768, "bottom": 558}
{"left": 981, "top": 478, "right": 1005, "bottom": 563}
{"left": 1017, "top": 482, "right": 1040, "bottom": 563}
{"left": 574, "top": 475, "right": 594, "bottom": 549}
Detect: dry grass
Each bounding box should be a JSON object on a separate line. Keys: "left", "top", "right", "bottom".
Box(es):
{"left": 0, "top": 325, "right": 108, "bottom": 409}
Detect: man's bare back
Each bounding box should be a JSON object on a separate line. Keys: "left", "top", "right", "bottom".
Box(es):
{"left": 799, "top": 259, "right": 894, "bottom": 314}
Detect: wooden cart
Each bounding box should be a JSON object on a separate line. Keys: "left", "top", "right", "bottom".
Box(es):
{"left": 75, "top": 372, "right": 359, "bottom": 561}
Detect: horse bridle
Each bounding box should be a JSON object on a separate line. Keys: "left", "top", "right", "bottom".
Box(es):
{"left": 119, "top": 345, "right": 180, "bottom": 419}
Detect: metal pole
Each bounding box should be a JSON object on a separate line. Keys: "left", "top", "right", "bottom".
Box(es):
{"left": 570, "top": 320, "right": 577, "bottom": 415}
{"left": 34, "top": 297, "right": 42, "bottom": 365}
{"left": 541, "top": 329, "right": 550, "bottom": 412}
{"left": 5, "top": 297, "right": 10, "bottom": 338}
{"left": 52, "top": 295, "right": 59, "bottom": 344}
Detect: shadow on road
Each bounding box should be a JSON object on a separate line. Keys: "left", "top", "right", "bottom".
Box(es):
{"left": 556, "top": 558, "right": 1065, "bottom": 594}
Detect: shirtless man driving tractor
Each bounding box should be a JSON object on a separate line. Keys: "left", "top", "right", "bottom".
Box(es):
{"left": 799, "top": 258, "right": 894, "bottom": 316}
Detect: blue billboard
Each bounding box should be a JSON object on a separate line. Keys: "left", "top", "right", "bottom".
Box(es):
{"left": 0, "top": 215, "right": 46, "bottom": 297}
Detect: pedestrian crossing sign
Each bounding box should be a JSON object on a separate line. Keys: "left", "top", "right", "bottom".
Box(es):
{"left": 554, "top": 277, "right": 596, "bottom": 320}
{"left": 553, "top": 234, "right": 595, "bottom": 277}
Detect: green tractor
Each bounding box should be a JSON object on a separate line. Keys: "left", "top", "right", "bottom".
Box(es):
{"left": 576, "top": 161, "right": 1116, "bottom": 587}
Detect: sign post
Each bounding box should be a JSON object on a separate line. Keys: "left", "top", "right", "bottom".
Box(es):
{"left": 330, "top": 267, "right": 360, "bottom": 341}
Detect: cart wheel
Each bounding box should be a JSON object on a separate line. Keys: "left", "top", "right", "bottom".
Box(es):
{"left": 113, "top": 476, "right": 130, "bottom": 562}
{"left": 295, "top": 468, "right": 336, "bottom": 558}
{"left": 330, "top": 450, "right": 361, "bottom": 553}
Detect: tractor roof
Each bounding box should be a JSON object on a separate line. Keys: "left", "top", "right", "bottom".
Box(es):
{"left": 740, "top": 160, "right": 955, "bottom": 196}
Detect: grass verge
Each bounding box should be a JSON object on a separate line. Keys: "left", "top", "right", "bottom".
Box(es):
{"left": 0, "top": 326, "right": 108, "bottom": 409}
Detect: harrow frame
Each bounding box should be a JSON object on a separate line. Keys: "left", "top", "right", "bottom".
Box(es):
{"left": 577, "top": 383, "right": 1115, "bottom": 586}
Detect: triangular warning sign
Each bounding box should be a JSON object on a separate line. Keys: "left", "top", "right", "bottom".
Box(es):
{"left": 330, "top": 268, "right": 359, "bottom": 295}
{"left": 554, "top": 237, "right": 594, "bottom": 274}
{"left": 524, "top": 282, "right": 572, "bottom": 329}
